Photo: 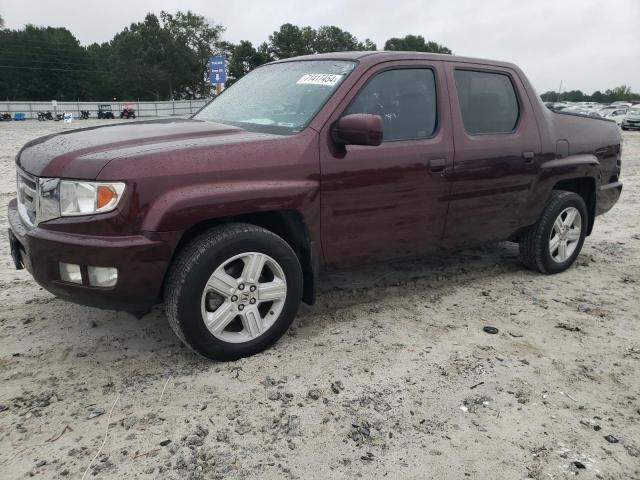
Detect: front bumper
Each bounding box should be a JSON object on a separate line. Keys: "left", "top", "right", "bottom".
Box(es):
{"left": 8, "top": 198, "right": 177, "bottom": 312}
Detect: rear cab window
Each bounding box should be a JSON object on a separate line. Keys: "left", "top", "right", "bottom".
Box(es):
{"left": 454, "top": 69, "right": 520, "bottom": 135}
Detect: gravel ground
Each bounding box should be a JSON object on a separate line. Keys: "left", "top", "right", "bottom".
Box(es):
{"left": 0, "top": 119, "right": 639, "bottom": 480}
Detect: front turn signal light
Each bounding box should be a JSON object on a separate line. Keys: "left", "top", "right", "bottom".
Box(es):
{"left": 97, "top": 185, "right": 119, "bottom": 210}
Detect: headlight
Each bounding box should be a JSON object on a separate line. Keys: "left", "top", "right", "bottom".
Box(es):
{"left": 17, "top": 168, "right": 127, "bottom": 226}
{"left": 59, "top": 181, "right": 126, "bottom": 216}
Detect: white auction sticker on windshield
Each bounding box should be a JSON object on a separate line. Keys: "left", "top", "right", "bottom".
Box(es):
{"left": 296, "top": 74, "right": 342, "bottom": 86}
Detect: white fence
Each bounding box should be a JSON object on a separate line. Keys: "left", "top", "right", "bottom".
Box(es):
{"left": 0, "top": 99, "right": 212, "bottom": 120}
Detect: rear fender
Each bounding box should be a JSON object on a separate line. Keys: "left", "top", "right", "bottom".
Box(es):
{"left": 523, "top": 154, "right": 599, "bottom": 228}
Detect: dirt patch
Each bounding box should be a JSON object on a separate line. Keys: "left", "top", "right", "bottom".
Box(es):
{"left": 1, "top": 120, "right": 639, "bottom": 479}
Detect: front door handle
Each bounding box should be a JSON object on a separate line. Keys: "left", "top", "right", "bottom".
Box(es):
{"left": 429, "top": 158, "right": 446, "bottom": 173}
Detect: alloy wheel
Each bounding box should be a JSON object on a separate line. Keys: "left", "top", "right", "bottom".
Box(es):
{"left": 549, "top": 206, "right": 582, "bottom": 263}
{"left": 200, "top": 252, "right": 287, "bottom": 343}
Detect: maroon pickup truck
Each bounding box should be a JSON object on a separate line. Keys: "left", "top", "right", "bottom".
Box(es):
{"left": 8, "top": 52, "right": 622, "bottom": 360}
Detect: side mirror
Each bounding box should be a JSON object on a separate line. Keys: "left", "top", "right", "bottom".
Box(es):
{"left": 333, "top": 113, "right": 383, "bottom": 146}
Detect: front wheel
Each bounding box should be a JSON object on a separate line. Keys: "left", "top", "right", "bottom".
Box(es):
{"left": 164, "top": 224, "right": 303, "bottom": 361}
{"left": 518, "top": 191, "right": 588, "bottom": 274}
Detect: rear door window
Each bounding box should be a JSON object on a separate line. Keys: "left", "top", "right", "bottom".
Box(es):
{"left": 344, "top": 68, "right": 437, "bottom": 141}
{"left": 454, "top": 69, "right": 519, "bottom": 135}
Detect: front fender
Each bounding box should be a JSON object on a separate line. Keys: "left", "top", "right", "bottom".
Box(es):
{"left": 140, "top": 179, "right": 320, "bottom": 233}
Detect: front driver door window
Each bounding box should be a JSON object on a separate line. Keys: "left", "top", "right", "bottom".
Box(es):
{"left": 344, "top": 68, "right": 438, "bottom": 141}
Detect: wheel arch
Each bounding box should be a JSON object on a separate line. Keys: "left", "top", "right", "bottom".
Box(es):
{"left": 164, "top": 210, "right": 318, "bottom": 305}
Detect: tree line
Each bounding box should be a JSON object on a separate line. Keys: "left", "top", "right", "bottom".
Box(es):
{"left": 0, "top": 11, "right": 450, "bottom": 101}
{"left": 540, "top": 85, "right": 640, "bottom": 104}
{"left": 220, "top": 28, "right": 451, "bottom": 85}
{"left": 3, "top": 10, "right": 635, "bottom": 104}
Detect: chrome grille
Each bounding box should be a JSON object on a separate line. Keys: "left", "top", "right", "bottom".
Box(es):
{"left": 17, "top": 169, "right": 38, "bottom": 226}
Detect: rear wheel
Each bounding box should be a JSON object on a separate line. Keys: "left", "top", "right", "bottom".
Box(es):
{"left": 165, "top": 224, "right": 303, "bottom": 361}
{"left": 519, "top": 190, "right": 588, "bottom": 274}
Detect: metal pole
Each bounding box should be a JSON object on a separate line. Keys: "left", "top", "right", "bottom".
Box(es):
{"left": 557, "top": 80, "right": 563, "bottom": 102}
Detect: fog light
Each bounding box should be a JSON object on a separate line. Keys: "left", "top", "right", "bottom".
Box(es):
{"left": 59, "top": 263, "right": 82, "bottom": 284}
{"left": 87, "top": 266, "right": 118, "bottom": 287}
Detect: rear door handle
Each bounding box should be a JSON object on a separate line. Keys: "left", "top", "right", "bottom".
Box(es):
{"left": 429, "top": 158, "right": 446, "bottom": 173}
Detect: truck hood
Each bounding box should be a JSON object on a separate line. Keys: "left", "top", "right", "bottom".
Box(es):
{"left": 16, "top": 118, "right": 273, "bottom": 179}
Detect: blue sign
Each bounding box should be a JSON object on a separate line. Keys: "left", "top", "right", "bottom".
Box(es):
{"left": 208, "top": 56, "right": 226, "bottom": 84}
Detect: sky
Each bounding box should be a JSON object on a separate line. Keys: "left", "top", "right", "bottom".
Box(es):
{"left": 1, "top": 0, "right": 639, "bottom": 94}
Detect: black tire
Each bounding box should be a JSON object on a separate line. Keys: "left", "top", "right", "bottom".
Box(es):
{"left": 164, "top": 224, "right": 303, "bottom": 361}
{"left": 621, "top": 126, "right": 628, "bottom": 131}
{"left": 518, "top": 190, "right": 588, "bottom": 274}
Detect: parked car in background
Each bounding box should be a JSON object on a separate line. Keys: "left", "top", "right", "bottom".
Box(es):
{"left": 610, "top": 101, "right": 633, "bottom": 108}
{"left": 603, "top": 108, "right": 629, "bottom": 124}
{"left": 8, "top": 52, "right": 623, "bottom": 360}
{"left": 576, "top": 102, "right": 600, "bottom": 109}
{"left": 622, "top": 107, "right": 640, "bottom": 130}
{"left": 599, "top": 104, "right": 628, "bottom": 115}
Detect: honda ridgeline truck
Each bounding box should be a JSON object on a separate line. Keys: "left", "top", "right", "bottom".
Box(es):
{"left": 8, "top": 52, "right": 622, "bottom": 360}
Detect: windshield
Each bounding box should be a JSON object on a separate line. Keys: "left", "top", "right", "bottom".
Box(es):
{"left": 629, "top": 108, "right": 640, "bottom": 115}
{"left": 194, "top": 60, "right": 356, "bottom": 134}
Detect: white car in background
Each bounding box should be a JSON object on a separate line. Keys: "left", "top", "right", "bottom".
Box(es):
{"left": 621, "top": 107, "right": 640, "bottom": 131}
{"left": 610, "top": 101, "right": 633, "bottom": 108}
{"left": 601, "top": 107, "right": 629, "bottom": 124}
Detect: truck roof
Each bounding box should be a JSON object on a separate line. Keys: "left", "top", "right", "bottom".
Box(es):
{"left": 270, "top": 51, "right": 518, "bottom": 70}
